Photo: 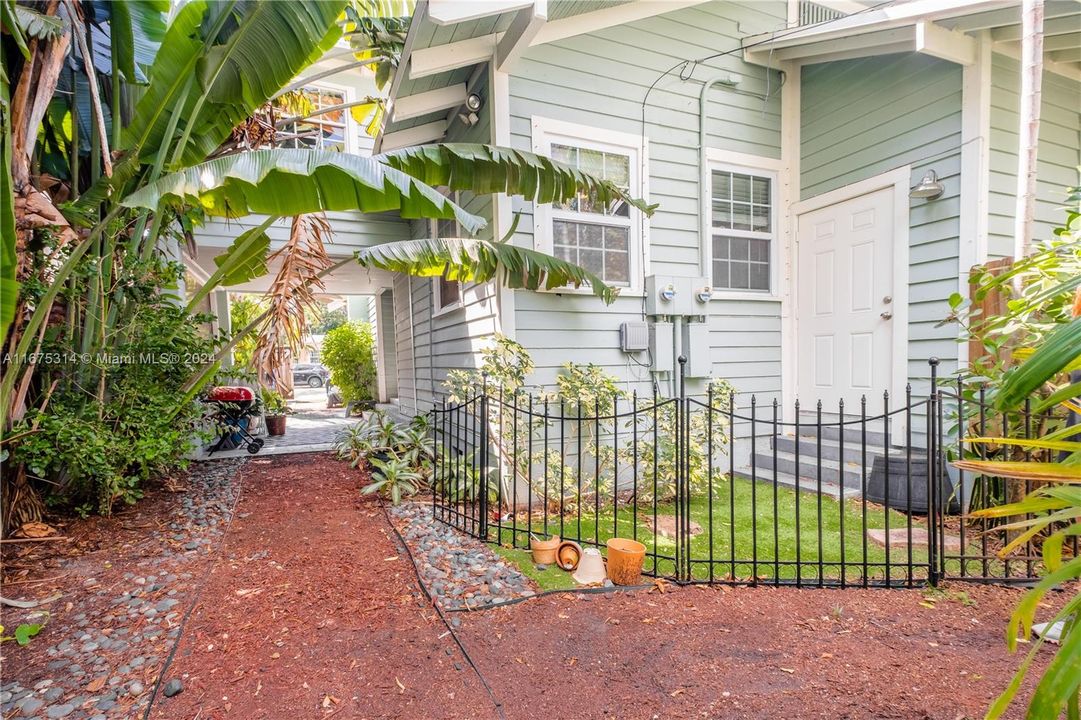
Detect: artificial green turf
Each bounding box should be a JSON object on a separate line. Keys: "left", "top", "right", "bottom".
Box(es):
{"left": 490, "top": 544, "right": 579, "bottom": 591}
{"left": 491, "top": 474, "right": 933, "bottom": 585}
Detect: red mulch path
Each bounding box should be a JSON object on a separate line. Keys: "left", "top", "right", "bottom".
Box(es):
{"left": 150, "top": 454, "right": 489, "bottom": 719}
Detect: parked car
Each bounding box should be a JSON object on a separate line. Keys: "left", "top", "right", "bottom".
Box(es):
{"left": 293, "top": 363, "right": 329, "bottom": 388}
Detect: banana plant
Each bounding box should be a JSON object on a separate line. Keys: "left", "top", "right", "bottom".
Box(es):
{"left": 950, "top": 208, "right": 1081, "bottom": 719}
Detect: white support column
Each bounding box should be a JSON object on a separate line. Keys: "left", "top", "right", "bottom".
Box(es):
{"left": 490, "top": 64, "right": 517, "bottom": 340}
{"left": 959, "top": 32, "right": 992, "bottom": 369}
{"left": 779, "top": 60, "right": 800, "bottom": 418}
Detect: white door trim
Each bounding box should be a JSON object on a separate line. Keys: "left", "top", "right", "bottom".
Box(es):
{"left": 789, "top": 166, "right": 911, "bottom": 410}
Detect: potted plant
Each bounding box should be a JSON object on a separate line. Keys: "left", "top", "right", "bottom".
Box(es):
{"left": 261, "top": 387, "right": 292, "bottom": 436}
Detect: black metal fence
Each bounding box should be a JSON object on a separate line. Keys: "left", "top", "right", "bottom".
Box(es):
{"left": 431, "top": 359, "right": 1072, "bottom": 588}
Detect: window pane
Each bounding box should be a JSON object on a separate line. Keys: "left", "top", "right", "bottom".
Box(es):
{"left": 713, "top": 260, "right": 729, "bottom": 289}
{"left": 554, "top": 244, "right": 575, "bottom": 263}
{"left": 730, "top": 262, "right": 749, "bottom": 289}
{"left": 552, "top": 144, "right": 576, "bottom": 165}
{"left": 579, "top": 248, "right": 603, "bottom": 274}
{"left": 712, "top": 172, "right": 731, "bottom": 201}
{"left": 749, "top": 263, "right": 770, "bottom": 290}
{"left": 605, "top": 253, "right": 628, "bottom": 282}
{"left": 752, "top": 176, "right": 771, "bottom": 205}
{"left": 749, "top": 238, "right": 769, "bottom": 262}
{"left": 553, "top": 220, "right": 575, "bottom": 247}
{"left": 605, "top": 153, "right": 630, "bottom": 186}
{"left": 579, "top": 223, "right": 604, "bottom": 248}
{"left": 604, "top": 225, "right": 628, "bottom": 252}
{"left": 712, "top": 199, "right": 731, "bottom": 229}
{"left": 730, "top": 238, "right": 749, "bottom": 261}
{"left": 712, "top": 236, "right": 729, "bottom": 259}
{"left": 439, "top": 276, "right": 460, "bottom": 308}
{"left": 579, "top": 148, "right": 604, "bottom": 177}
{"left": 731, "top": 202, "right": 752, "bottom": 231}
{"left": 732, "top": 174, "right": 752, "bottom": 203}
{"left": 752, "top": 204, "right": 770, "bottom": 232}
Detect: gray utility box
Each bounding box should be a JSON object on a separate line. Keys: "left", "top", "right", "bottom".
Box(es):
{"left": 649, "top": 322, "right": 673, "bottom": 372}
{"left": 645, "top": 275, "right": 712, "bottom": 317}
{"left": 620, "top": 321, "right": 649, "bottom": 352}
{"left": 681, "top": 321, "right": 711, "bottom": 378}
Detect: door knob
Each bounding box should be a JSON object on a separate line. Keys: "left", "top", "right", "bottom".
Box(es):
{"left": 880, "top": 311, "right": 893, "bottom": 320}
{"left": 883, "top": 295, "right": 892, "bottom": 304}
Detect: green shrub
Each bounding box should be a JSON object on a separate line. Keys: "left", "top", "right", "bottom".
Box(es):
{"left": 321, "top": 321, "right": 377, "bottom": 406}
{"left": 10, "top": 281, "right": 221, "bottom": 515}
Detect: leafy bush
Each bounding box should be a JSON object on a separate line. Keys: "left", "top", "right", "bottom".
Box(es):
{"left": 321, "top": 321, "right": 377, "bottom": 406}
{"left": 335, "top": 410, "right": 434, "bottom": 504}
{"left": 260, "top": 387, "right": 292, "bottom": 416}
{"left": 10, "top": 264, "right": 221, "bottom": 516}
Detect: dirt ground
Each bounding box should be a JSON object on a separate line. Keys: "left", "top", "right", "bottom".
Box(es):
{"left": 3, "top": 452, "right": 1070, "bottom": 720}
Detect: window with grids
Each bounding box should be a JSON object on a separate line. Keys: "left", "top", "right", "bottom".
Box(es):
{"left": 278, "top": 86, "right": 348, "bottom": 152}
{"left": 711, "top": 169, "right": 774, "bottom": 292}
{"left": 550, "top": 143, "right": 633, "bottom": 286}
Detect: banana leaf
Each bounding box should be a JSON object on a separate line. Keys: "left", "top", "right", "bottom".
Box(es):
{"left": 124, "top": 0, "right": 344, "bottom": 167}
{"left": 355, "top": 236, "right": 620, "bottom": 304}
{"left": 121, "top": 148, "right": 486, "bottom": 233}
{"left": 0, "top": 62, "right": 16, "bottom": 340}
{"left": 952, "top": 460, "right": 1081, "bottom": 483}
{"left": 377, "top": 143, "right": 659, "bottom": 218}
{"left": 996, "top": 317, "right": 1081, "bottom": 410}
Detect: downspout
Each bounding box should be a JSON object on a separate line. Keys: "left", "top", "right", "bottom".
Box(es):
{"left": 1013, "top": 0, "right": 1044, "bottom": 261}
{"left": 691, "top": 75, "right": 741, "bottom": 396}
{"left": 698, "top": 74, "right": 742, "bottom": 278}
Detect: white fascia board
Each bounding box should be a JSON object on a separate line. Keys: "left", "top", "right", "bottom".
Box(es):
{"left": 916, "top": 21, "right": 977, "bottom": 65}
{"left": 428, "top": 0, "right": 532, "bottom": 26}
{"left": 742, "top": 0, "right": 1007, "bottom": 51}
{"left": 409, "top": 33, "right": 500, "bottom": 79}
{"left": 391, "top": 83, "right": 468, "bottom": 122}
{"left": 380, "top": 120, "right": 448, "bottom": 151}
{"left": 747, "top": 26, "right": 916, "bottom": 64}
{"left": 496, "top": 0, "right": 547, "bottom": 71}
{"left": 531, "top": 0, "right": 711, "bottom": 46}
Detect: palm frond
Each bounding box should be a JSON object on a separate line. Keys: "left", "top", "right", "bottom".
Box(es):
{"left": 251, "top": 214, "right": 334, "bottom": 389}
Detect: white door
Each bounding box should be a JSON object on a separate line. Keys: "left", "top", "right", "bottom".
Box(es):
{"left": 796, "top": 187, "right": 894, "bottom": 410}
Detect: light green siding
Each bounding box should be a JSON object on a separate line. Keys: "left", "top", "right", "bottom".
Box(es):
{"left": 801, "top": 53, "right": 964, "bottom": 383}
{"left": 394, "top": 69, "right": 499, "bottom": 412}
{"left": 508, "top": 1, "right": 788, "bottom": 399}
{"left": 987, "top": 52, "right": 1081, "bottom": 258}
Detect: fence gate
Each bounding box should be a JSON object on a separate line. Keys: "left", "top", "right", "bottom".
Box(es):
{"left": 431, "top": 360, "right": 1062, "bottom": 588}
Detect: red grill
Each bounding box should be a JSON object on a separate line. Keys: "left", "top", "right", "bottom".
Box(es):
{"left": 206, "top": 386, "right": 263, "bottom": 455}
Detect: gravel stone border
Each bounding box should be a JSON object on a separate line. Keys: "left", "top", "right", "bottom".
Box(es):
{"left": 1, "top": 458, "right": 245, "bottom": 720}
{"left": 387, "top": 503, "right": 536, "bottom": 610}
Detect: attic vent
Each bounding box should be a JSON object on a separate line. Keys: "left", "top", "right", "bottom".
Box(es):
{"left": 799, "top": 1, "right": 846, "bottom": 26}
{"left": 620, "top": 322, "right": 649, "bottom": 353}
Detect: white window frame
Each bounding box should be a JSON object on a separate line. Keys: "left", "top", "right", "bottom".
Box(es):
{"left": 280, "top": 80, "right": 357, "bottom": 155}
{"left": 705, "top": 149, "right": 783, "bottom": 301}
{"left": 531, "top": 116, "right": 649, "bottom": 296}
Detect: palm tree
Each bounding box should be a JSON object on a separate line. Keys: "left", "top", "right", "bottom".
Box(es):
{"left": 0, "top": 0, "right": 654, "bottom": 528}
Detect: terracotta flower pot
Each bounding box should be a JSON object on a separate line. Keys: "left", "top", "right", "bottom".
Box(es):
{"left": 556, "top": 540, "right": 583, "bottom": 571}
{"left": 266, "top": 415, "right": 287, "bottom": 436}
{"left": 606, "top": 538, "right": 646, "bottom": 586}
{"left": 529, "top": 535, "right": 560, "bottom": 565}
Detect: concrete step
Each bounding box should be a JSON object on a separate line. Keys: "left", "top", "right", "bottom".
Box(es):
{"left": 733, "top": 464, "right": 860, "bottom": 500}
{"left": 750, "top": 449, "right": 866, "bottom": 490}
{"left": 772, "top": 434, "right": 921, "bottom": 464}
